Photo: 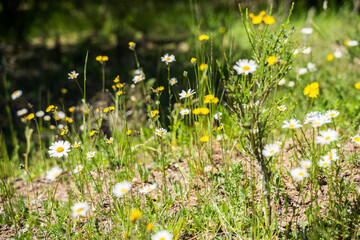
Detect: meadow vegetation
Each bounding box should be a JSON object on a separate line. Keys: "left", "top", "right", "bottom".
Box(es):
{"left": 2, "top": 1, "right": 360, "bottom": 239}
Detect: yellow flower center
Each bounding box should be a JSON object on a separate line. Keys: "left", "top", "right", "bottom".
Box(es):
{"left": 77, "top": 167, "right": 81, "bottom": 171}
{"left": 270, "top": 150, "right": 274, "bottom": 153}
{"left": 242, "top": 66, "right": 250, "bottom": 71}
{"left": 330, "top": 113, "right": 335, "bottom": 117}
{"left": 298, "top": 172, "right": 304, "bottom": 176}
{"left": 354, "top": 137, "right": 360, "bottom": 142}
{"left": 289, "top": 124, "right": 294, "bottom": 128}
{"left": 52, "top": 172, "right": 59, "bottom": 178}
{"left": 325, "top": 136, "right": 331, "bottom": 140}
{"left": 147, "top": 188, "right": 152, "bottom": 191}
{"left": 76, "top": 208, "right": 83, "bottom": 213}
{"left": 14, "top": 91, "right": 18, "bottom": 95}
{"left": 323, "top": 162, "right": 328, "bottom": 166}
{"left": 56, "top": 147, "right": 64, "bottom": 153}
{"left": 71, "top": 74, "right": 76, "bottom": 78}
{"left": 304, "top": 164, "right": 309, "bottom": 168}
{"left": 166, "top": 57, "right": 171, "bottom": 61}
{"left": 160, "top": 238, "right": 165, "bottom": 240}
{"left": 108, "top": 139, "right": 113, "bottom": 143}
{"left": 120, "top": 188, "right": 127, "bottom": 193}
{"left": 158, "top": 131, "right": 163, "bottom": 135}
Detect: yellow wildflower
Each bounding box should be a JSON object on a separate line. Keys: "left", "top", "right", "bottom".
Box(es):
{"left": 200, "top": 135, "right": 209, "bottom": 142}
{"left": 204, "top": 94, "right": 219, "bottom": 104}
{"left": 200, "top": 64, "right": 208, "bottom": 71}
{"left": 96, "top": 55, "right": 109, "bottom": 62}
{"left": 263, "top": 15, "right": 275, "bottom": 25}
{"left": 68, "top": 107, "right": 75, "bottom": 113}
{"left": 109, "top": 106, "right": 115, "bottom": 111}
{"left": 26, "top": 113, "right": 34, "bottom": 120}
{"left": 67, "top": 118, "right": 73, "bottom": 123}
{"left": 117, "top": 91, "right": 124, "bottom": 96}
{"left": 128, "top": 41, "right": 136, "bottom": 50}
{"left": 200, "top": 108, "right": 210, "bottom": 115}
{"left": 191, "top": 58, "right": 197, "bottom": 64}
{"left": 129, "top": 208, "right": 142, "bottom": 221}
{"left": 114, "top": 75, "right": 120, "bottom": 83}
{"left": 327, "top": 54, "right": 334, "bottom": 61}
{"left": 252, "top": 15, "right": 263, "bottom": 24}
{"left": 146, "top": 223, "right": 154, "bottom": 231}
{"left": 156, "top": 86, "right": 165, "bottom": 92}
{"left": 126, "top": 130, "right": 132, "bottom": 136}
{"left": 266, "top": 56, "right": 277, "bottom": 65}
{"left": 89, "top": 130, "right": 96, "bottom": 136}
{"left": 198, "top": 35, "right": 210, "bottom": 41}
{"left": 355, "top": 82, "right": 360, "bottom": 89}
{"left": 192, "top": 108, "right": 201, "bottom": 115}
{"left": 60, "top": 129, "right": 68, "bottom": 135}
{"left": 303, "top": 82, "right": 319, "bottom": 98}
{"left": 46, "top": 105, "right": 55, "bottom": 112}
{"left": 151, "top": 110, "right": 159, "bottom": 118}
{"left": 103, "top": 108, "right": 109, "bottom": 113}
{"left": 61, "top": 88, "right": 68, "bottom": 94}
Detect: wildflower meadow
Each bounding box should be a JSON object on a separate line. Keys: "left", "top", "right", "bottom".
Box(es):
{"left": 2, "top": 0, "right": 360, "bottom": 239}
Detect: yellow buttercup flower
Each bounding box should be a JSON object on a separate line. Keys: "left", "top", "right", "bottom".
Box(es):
{"left": 156, "top": 86, "right": 165, "bottom": 92}
{"left": 252, "top": 15, "right": 263, "bottom": 24}
{"left": 204, "top": 94, "right": 219, "bottom": 104}
{"left": 61, "top": 88, "right": 68, "bottom": 94}
{"left": 96, "top": 55, "right": 109, "bottom": 63}
{"left": 67, "top": 118, "right": 73, "bottom": 123}
{"left": 26, "top": 113, "right": 35, "bottom": 120}
{"left": 146, "top": 223, "right": 154, "bottom": 231}
{"left": 192, "top": 108, "right": 201, "bottom": 115}
{"left": 117, "top": 91, "right": 124, "bottom": 96}
{"left": 200, "top": 64, "right": 208, "bottom": 71}
{"left": 303, "top": 82, "right": 319, "bottom": 98}
{"left": 126, "top": 130, "right": 132, "bottom": 136}
{"left": 259, "top": 11, "right": 266, "bottom": 16}
{"left": 68, "top": 107, "right": 75, "bottom": 113}
{"left": 114, "top": 75, "right": 120, "bottom": 83}
{"left": 60, "top": 129, "right": 68, "bottom": 136}
{"left": 109, "top": 106, "right": 115, "bottom": 111}
{"left": 103, "top": 108, "right": 109, "bottom": 113}
{"left": 263, "top": 15, "right": 275, "bottom": 25}
{"left": 151, "top": 110, "right": 159, "bottom": 118}
{"left": 128, "top": 41, "right": 136, "bottom": 50}
{"left": 46, "top": 105, "right": 55, "bottom": 112}
{"left": 355, "top": 82, "right": 360, "bottom": 89}
{"left": 89, "top": 130, "right": 96, "bottom": 136}
{"left": 198, "top": 35, "right": 210, "bottom": 41}
{"left": 200, "top": 108, "right": 210, "bottom": 115}
{"left": 266, "top": 56, "right": 277, "bottom": 65}
{"left": 129, "top": 208, "right": 142, "bottom": 221}
{"left": 191, "top": 58, "right": 197, "bottom": 64}
{"left": 327, "top": 54, "right": 334, "bottom": 61}
{"left": 200, "top": 135, "right": 209, "bottom": 142}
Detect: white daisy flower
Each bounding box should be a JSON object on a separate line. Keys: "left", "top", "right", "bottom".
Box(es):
{"left": 43, "top": 115, "right": 51, "bottom": 121}
{"left": 155, "top": 128, "right": 167, "bottom": 136}
{"left": 152, "top": 230, "right": 173, "bottom": 240}
{"left": 326, "top": 110, "right": 339, "bottom": 118}
{"left": 169, "top": 77, "right": 177, "bottom": 86}
{"left": 71, "top": 202, "right": 90, "bottom": 218}
{"left": 179, "top": 89, "right": 196, "bottom": 99}
{"left": 72, "top": 141, "right": 81, "bottom": 148}
{"left": 307, "top": 62, "right": 317, "bottom": 72}
{"left": 68, "top": 71, "right": 79, "bottom": 79}
{"left": 318, "top": 159, "right": 331, "bottom": 168}
{"left": 73, "top": 165, "right": 84, "bottom": 173}
{"left": 290, "top": 167, "right": 309, "bottom": 181}
{"left": 139, "top": 183, "right": 157, "bottom": 194}
{"left": 351, "top": 135, "right": 360, "bottom": 145}
{"left": 113, "top": 181, "right": 132, "bottom": 197}
{"left": 277, "top": 105, "right": 287, "bottom": 112}
{"left": 316, "top": 129, "right": 339, "bottom": 145}
{"left": 302, "top": 47, "right": 312, "bottom": 54}
{"left": 87, "top": 151, "right": 96, "bottom": 159}
{"left": 300, "top": 160, "right": 312, "bottom": 169}
{"left": 346, "top": 40, "right": 358, "bottom": 47}
{"left": 278, "top": 78, "right": 286, "bottom": 85}
{"left": 233, "top": 59, "right": 257, "bottom": 75}
{"left": 106, "top": 137, "right": 113, "bottom": 144}
{"left": 11, "top": 90, "right": 23, "bottom": 100}
{"left": 214, "top": 112, "right": 222, "bottom": 120}
{"left": 134, "top": 69, "right": 144, "bottom": 75}
{"left": 262, "top": 144, "right": 281, "bottom": 157}
{"left": 46, "top": 166, "right": 62, "bottom": 181}
{"left": 48, "top": 140, "right": 71, "bottom": 158}
{"left": 298, "top": 68, "right": 308, "bottom": 75}
{"left": 58, "top": 124, "right": 64, "bottom": 129}
{"left": 161, "top": 53, "right": 176, "bottom": 65}
{"left": 132, "top": 74, "right": 145, "bottom": 84}
{"left": 282, "top": 119, "right": 302, "bottom": 129}
{"left": 180, "top": 108, "right": 191, "bottom": 115}
{"left": 288, "top": 81, "right": 295, "bottom": 87}
{"left": 17, "top": 108, "right": 28, "bottom": 116}
{"left": 306, "top": 114, "right": 331, "bottom": 128}
{"left": 334, "top": 49, "right": 342, "bottom": 58}
{"left": 293, "top": 49, "right": 300, "bottom": 55}
{"left": 55, "top": 111, "right": 66, "bottom": 120}
{"left": 35, "top": 110, "right": 45, "bottom": 117}
{"left": 301, "top": 27, "right": 313, "bottom": 35}
{"left": 274, "top": 141, "right": 282, "bottom": 147}
{"left": 322, "top": 149, "right": 339, "bottom": 161}
{"left": 204, "top": 165, "right": 213, "bottom": 172}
